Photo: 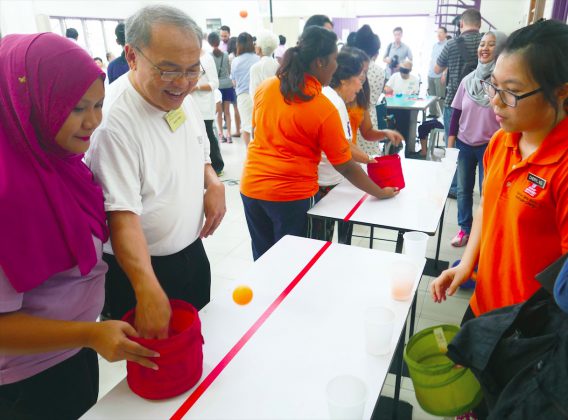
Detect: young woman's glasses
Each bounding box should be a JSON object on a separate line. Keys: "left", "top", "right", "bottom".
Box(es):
{"left": 480, "top": 80, "right": 542, "bottom": 108}
{"left": 134, "top": 47, "right": 205, "bottom": 82}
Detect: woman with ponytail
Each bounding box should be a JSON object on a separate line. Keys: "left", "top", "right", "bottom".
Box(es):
{"left": 240, "top": 26, "right": 400, "bottom": 260}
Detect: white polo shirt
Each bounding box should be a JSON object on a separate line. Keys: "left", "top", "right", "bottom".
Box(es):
{"left": 318, "top": 87, "right": 351, "bottom": 187}
{"left": 87, "top": 75, "right": 211, "bottom": 256}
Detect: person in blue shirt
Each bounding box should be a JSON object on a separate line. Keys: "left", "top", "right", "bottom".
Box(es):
{"left": 230, "top": 32, "right": 259, "bottom": 147}
{"left": 107, "top": 22, "right": 130, "bottom": 84}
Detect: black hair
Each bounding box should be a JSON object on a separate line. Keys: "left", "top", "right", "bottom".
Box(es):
{"left": 503, "top": 19, "right": 568, "bottom": 115}
{"left": 115, "top": 22, "right": 126, "bottom": 46}
{"left": 65, "top": 27, "right": 78, "bottom": 40}
{"left": 393, "top": 27, "right": 403, "bottom": 33}
{"left": 348, "top": 24, "right": 380, "bottom": 59}
{"left": 346, "top": 32, "right": 356, "bottom": 45}
{"left": 237, "top": 32, "right": 255, "bottom": 56}
{"left": 220, "top": 25, "right": 230, "bottom": 33}
{"left": 304, "top": 15, "right": 333, "bottom": 30}
{"left": 208, "top": 31, "right": 220, "bottom": 46}
{"left": 93, "top": 57, "right": 103, "bottom": 62}
{"left": 330, "top": 47, "right": 370, "bottom": 109}
{"left": 446, "top": 35, "right": 453, "bottom": 40}
{"left": 338, "top": 47, "right": 371, "bottom": 109}
{"left": 461, "top": 9, "right": 482, "bottom": 27}
{"left": 227, "top": 37, "right": 238, "bottom": 55}
{"left": 278, "top": 35, "right": 286, "bottom": 45}
{"left": 277, "top": 26, "right": 337, "bottom": 103}
{"left": 439, "top": 26, "right": 447, "bottom": 33}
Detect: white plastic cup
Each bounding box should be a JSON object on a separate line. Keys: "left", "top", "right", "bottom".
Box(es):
{"left": 326, "top": 374, "right": 368, "bottom": 420}
{"left": 390, "top": 262, "right": 417, "bottom": 301}
{"left": 444, "top": 147, "right": 460, "bottom": 162}
{"left": 403, "top": 231, "right": 429, "bottom": 260}
{"left": 364, "top": 306, "right": 395, "bottom": 356}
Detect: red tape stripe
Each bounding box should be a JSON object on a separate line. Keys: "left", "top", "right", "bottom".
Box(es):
{"left": 343, "top": 193, "right": 369, "bottom": 222}
{"left": 170, "top": 240, "right": 333, "bottom": 420}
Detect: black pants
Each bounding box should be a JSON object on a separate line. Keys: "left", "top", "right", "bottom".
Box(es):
{"left": 205, "top": 119, "right": 224, "bottom": 174}
{"left": 0, "top": 348, "right": 98, "bottom": 420}
{"left": 103, "top": 238, "right": 211, "bottom": 320}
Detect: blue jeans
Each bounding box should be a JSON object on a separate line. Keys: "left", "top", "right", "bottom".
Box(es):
{"left": 443, "top": 106, "right": 458, "bottom": 195}
{"left": 241, "top": 193, "right": 318, "bottom": 260}
{"left": 456, "top": 139, "right": 488, "bottom": 233}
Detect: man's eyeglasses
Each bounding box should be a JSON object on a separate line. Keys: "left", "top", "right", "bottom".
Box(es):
{"left": 134, "top": 46, "right": 205, "bottom": 82}
{"left": 480, "top": 80, "right": 542, "bottom": 108}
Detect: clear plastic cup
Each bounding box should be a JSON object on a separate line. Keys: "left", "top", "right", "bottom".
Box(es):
{"left": 444, "top": 147, "right": 460, "bottom": 162}
{"left": 326, "top": 374, "right": 368, "bottom": 419}
{"left": 403, "top": 231, "right": 429, "bottom": 260}
{"left": 364, "top": 306, "right": 395, "bottom": 356}
{"left": 390, "top": 262, "right": 417, "bottom": 301}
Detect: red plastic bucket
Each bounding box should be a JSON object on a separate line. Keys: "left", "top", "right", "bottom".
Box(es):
{"left": 367, "top": 154, "right": 405, "bottom": 190}
{"left": 122, "top": 299, "right": 204, "bottom": 400}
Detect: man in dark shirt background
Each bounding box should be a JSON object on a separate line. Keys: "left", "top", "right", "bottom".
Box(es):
{"left": 434, "top": 8, "right": 482, "bottom": 196}
{"left": 107, "top": 22, "right": 129, "bottom": 84}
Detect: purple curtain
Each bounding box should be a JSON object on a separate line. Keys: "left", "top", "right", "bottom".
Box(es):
{"left": 551, "top": 0, "right": 568, "bottom": 22}
{"left": 331, "top": 17, "right": 359, "bottom": 41}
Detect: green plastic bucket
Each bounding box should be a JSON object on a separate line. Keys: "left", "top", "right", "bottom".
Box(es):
{"left": 403, "top": 325, "right": 483, "bottom": 417}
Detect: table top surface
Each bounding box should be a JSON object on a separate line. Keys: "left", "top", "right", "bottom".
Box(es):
{"left": 385, "top": 94, "right": 438, "bottom": 110}
{"left": 83, "top": 236, "right": 425, "bottom": 420}
{"left": 308, "top": 158, "right": 455, "bottom": 234}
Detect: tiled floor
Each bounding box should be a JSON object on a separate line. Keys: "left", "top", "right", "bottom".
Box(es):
{"left": 97, "top": 137, "right": 479, "bottom": 420}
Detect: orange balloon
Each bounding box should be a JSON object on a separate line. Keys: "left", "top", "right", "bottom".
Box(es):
{"left": 233, "top": 285, "right": 253, "bottom": 305}
{"left": 239, "top": 10, "right": 248, "bottom": 18}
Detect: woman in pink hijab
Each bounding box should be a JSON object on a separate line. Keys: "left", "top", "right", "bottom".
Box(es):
{"left": 0, "top": 33, "right": 156, "bottom": 419}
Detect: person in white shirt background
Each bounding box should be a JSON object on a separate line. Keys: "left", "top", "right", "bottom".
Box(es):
{"left": 191, "top": 48, "right": 224, "bottom": 175}
{"left": 249, "top": 29, "right": 279, "bottom": 100}
{"left": 384, "top": 59, "right": 419, "bottom": 95}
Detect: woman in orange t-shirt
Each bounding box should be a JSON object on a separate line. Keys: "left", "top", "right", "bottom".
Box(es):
{"left": 430, "top": 20, "right": 568, "bottom": 320}
{"left": 240, "top": 27, "right": 399, "bottom": 260}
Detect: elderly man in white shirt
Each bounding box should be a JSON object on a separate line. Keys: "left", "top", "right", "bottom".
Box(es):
{"left": 87, "top": 5, "right": 226, "bottom": 339}
{"left": 249, "top": 30, "right": 280, "bottom": 99}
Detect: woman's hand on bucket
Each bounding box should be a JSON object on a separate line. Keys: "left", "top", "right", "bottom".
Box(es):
{"left": 430, "top": 264, "right": 471, "bottom": 303}
{"left": 88, "top": 321, "right": 159, "bottom": 370}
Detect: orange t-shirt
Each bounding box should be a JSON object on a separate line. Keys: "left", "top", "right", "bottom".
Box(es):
{"left": 241, "top": 75, "right": 351, "bottom": 201}
{"left": 348, "top": 106, "right": 365, "bottom": 145}
{"left": 471, "top": 118, "right": 568, "bottom": 316}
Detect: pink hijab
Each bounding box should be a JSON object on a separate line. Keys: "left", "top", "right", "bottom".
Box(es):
{"left": 0, "top": 33, "right": 109, "bottom": 293}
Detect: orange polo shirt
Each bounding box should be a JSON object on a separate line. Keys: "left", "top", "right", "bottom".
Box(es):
{"left": 471, "top": 117, "right": 568, "bottom": 316}
{"left": 348, "top": 105, "right": 365, "bottom": 145}
{"left": 241, "top": 75, "right": 351, "bottom": 201}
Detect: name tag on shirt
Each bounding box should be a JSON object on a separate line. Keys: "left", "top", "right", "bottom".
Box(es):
{"left": 527, "top": 173, "right": 546, "bottom": 189}
{"left": 164, "top": 107, "right": 186, "bottom": 132}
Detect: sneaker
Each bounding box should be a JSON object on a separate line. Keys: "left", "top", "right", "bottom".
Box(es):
{"left": 221, "top": 136, "right": 228, "bottom": 143}
{"left": 451, "top": 230, "right": 470, "bottom": 247}
{"left": 227, "top": 137, "right": 233, "bottom": 144}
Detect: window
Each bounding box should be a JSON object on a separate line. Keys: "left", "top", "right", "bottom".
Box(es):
{"left": 50, "top": 16, "right": 123, "bottom": 67}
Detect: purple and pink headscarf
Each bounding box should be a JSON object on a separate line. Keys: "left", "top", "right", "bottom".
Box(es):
{"left": 0, "top": 33, "right": 109, "bottom": 293}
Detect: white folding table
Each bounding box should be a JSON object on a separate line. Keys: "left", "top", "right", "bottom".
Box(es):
{"left": 83, "top": 236, "right": 424, "bottom": 420}
{"left": 308, "top": 158, "right": 455, "bottom": 277}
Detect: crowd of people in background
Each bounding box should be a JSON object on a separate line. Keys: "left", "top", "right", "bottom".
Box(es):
{"left": 1, "top": 4, "right": 567, "bottom": 419}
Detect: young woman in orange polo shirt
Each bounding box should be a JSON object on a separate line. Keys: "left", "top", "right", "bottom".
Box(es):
{"left": 430, "top": 20, "right": 568, "bottom": 320}
{"left": 240, "top": 27, "right": 399, "bottom": 260}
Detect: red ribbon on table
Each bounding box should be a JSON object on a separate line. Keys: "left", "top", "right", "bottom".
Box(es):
{"left": 170, "top": 240, "right": 333, "bottom": 420}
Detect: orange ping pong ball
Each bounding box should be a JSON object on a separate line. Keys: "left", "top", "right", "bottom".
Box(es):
{"left": 233, "top": 285, "right": 253, "bottom": 305}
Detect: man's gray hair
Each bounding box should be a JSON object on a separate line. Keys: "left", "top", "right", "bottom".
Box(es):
{"left": 125, "top": 5, "right": 203, "bottom": 48}
{"left": 256, "top": 30, "right": 279, "bottom": 57}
